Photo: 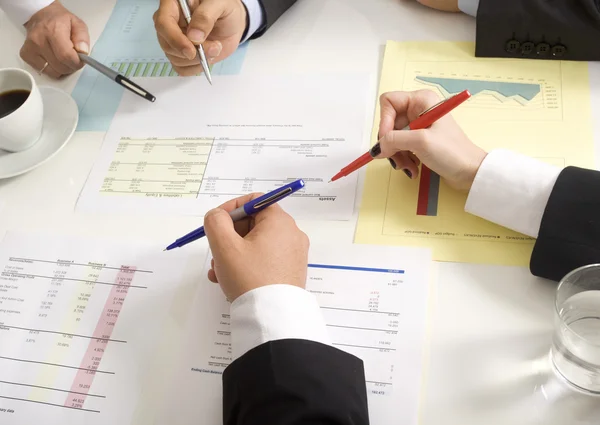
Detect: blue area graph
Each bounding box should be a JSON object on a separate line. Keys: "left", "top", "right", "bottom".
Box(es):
{"left": 72, "top": 0, "right": 247, "bottom": 131}
{"left": 415, "top": 76, "right": 541, "bottom": 103}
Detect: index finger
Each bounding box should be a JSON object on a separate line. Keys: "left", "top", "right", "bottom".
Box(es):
{"left": 154, "top": 0, "right": 196, "bottom": 60}
{"left": 215, "top": 192, "right": 284, "bottom": 237}
{"left": 379, "top": 90, "right": 442, "bottom": 138}
{"left": 216, "top": 192, "right": 262, "bottom": 213}
{"left": 379, "top": 91, "right": 410, "bottom": 139}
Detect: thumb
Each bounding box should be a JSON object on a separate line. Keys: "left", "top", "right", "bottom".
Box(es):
{"left": 203, "top": 207, "right": 242, "bottom": 256}
{"left": 187, "top": 0, "right": 224, "bottom": 43}
{"left": 71, "top": 18, "right": 90, "bottom": 54}
{"left": 377, "top": 129, "right": 429, "bottom": 158}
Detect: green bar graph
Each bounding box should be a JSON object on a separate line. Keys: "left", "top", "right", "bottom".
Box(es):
{"left": 105, "top": 60, "right": 218, "bottom": 78}
{"left": 108, "top": 61, "right": 179, "bottom": 78}
{"left": 134, "top": 63, "right": 144, "bottom": 77}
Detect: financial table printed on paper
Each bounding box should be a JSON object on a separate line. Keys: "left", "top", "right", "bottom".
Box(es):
{"left": 77, "top": 75, "right": 368, "bottom": 220}
{"left": 101, "top": 136, "right": 346, "bottom": 199}
{"left": 0, "top": 233, "right": 190, "bottom": 425}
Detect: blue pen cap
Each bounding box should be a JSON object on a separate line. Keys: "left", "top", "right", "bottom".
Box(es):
{"left": 243, "top": 179, "right": 305, "bottom": 215}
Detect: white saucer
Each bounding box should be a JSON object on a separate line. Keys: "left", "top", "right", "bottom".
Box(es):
{"left": 0, "top": 86, "right": 78, "bottom": 179}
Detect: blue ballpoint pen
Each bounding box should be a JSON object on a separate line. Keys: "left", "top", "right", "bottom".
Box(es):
{"left": 164, "top": 179, "right": 306, "bottom": 251}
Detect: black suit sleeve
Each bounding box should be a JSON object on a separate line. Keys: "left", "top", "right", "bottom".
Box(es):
{"left": 530, "top": 167, "right": 600, "bottom": 281}
{"left": 250, "top": 0, "right": 297, "bottom": 39}
{"left": 475, "top": 0, "right": 600, "bottom": 61}
{"left": 222, "top": 339, "right": 369, "bottom": 425}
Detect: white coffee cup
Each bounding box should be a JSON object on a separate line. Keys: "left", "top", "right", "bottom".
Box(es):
{"left": 0, "top": 68, "right": 44, "bottom": 152}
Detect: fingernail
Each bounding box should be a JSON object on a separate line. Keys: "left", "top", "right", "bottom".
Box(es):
{"left": 403, "top": 169, "right": 412, "bottom": 179}
{"left": 187, "top": 29, "right": 205, "bottom": 43}
{"left": 75, "top": 41, "right": 89, "bottom": 54}
{"left": 184, "top": 47, "right": 196, "bottom": 60}
{"left": 370, "top": 142, "right": 381, "bottom": 157}
{"left": 388, "top": 158, "right": 396, "bottom": 169}
{"left": 207, "top": 41, "right": 222, "bottom": 58}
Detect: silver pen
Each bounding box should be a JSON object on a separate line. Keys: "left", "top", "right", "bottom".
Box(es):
{"left": 78, "top": 53, "right": 156, "bottom": 102}
{"left": 176, "top": 0, "right": 213, "bottom": 85}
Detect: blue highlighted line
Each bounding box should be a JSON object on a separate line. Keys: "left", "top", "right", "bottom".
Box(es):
{"left": 308, "top": 264, "right": 404, "bottom": 274}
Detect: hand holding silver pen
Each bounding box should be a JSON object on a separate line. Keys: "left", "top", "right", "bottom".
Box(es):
{"left": 153, "top": 0, "right": 248, "bottom": 79}
{"left": 176, "top": 0, "right": 212, "bottom": 85}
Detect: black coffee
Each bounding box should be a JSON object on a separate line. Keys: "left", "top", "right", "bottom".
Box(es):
{"left": 0, "top": 89, "right": 30, "bottom": 119}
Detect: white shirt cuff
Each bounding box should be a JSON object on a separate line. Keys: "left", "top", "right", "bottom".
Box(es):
{"left": 230, "top": 284, "right": 330, "bottom": 360}
{"left": 465, "top": 149, "right": 561, "bottom": 238}
{"left": 0, "top": 0, "right": 54, "bottom": 24}
{"left": 458, "top": 0, "right": 479, "bottom": 17}
{"left": 241, "top": 0, "right": 265, "bottom": 43}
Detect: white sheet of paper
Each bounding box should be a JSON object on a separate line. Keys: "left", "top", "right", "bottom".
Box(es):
{"left": 160, "top": 244, "right": 431, "bottom": 425}
{"left": 77, "top": 75, "right": 369, "bottom": 220}
{"left": 0, "top": 232, "right": 192, "bottom": 425}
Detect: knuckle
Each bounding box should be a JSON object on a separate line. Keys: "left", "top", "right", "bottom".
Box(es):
{"left": 154, "top": 15, "right": 170, "bottom": 32}
{"left": 55, "top": 50, "right": 72, "bottom": 64}
{"left": 19, "top": 45, "right": 29, "bottom": 60}
{"left": 192, "top": 11, "right": 211, "bottom": 23}
{"left": 418, "top": 89, "right": 441, "bottom": 104}
{"left": 76, "top": 19, "right": 89, "bottom": 32}
{"left": 203, "top": 210, "right": 220, "bottom": 227}
{"left": 299, "top": 231, "right": 310, "bottom": 249}
{"left": 28, "top": 33, "right": 44, "bottom": 48}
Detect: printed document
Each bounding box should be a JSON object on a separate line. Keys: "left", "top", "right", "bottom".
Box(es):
{"left": 356, "top": 41, "right": 594, "bottom": 265}
{"left": 0, "top": 232, "right": 191, "bottom": 424}
{"left": 77, "top": 75, "right": 369, "bottom": 220}
{"left": 160, "top": 244, "right": 432, "bottom": 425}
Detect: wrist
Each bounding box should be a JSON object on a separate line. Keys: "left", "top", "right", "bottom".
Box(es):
{"left": 239, "top": 1, "right": 250, "bottom": 43}
{"left": 460, "top": 148, "right": 487, "bottom": 192}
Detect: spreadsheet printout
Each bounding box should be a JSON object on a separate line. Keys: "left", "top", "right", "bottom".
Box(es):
{"left": 76, "top": 75, "right": 369, "bottom": 220}
{"left": 0, "top": 232, "right": 191, "bottom": 424}
{"left": 159, "top": 244, "right": 432, "bottom": 425}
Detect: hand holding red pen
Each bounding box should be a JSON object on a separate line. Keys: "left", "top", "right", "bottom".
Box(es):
{"left": 330, "top": 89, "right": 487, "bottom": 192}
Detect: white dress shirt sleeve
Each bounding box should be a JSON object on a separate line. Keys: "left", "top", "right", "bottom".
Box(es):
{"left": 465, "top": 149, "right": 561, "bottom": 238}
{"left": 241, "top": 0, "right": 266, "bottom": 43}
{"left": 0, "top": 0, "right": 54, "bottom": 24}
{"left": 458, "top": 0, "right": 479, "bottom": 17}
{"left": 230, "top": 284, "right": 330, "bottom": 360}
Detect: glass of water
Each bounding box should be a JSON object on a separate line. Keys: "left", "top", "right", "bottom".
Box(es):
{"left": 551, "top": 264, "right": 600, "bottom": 393}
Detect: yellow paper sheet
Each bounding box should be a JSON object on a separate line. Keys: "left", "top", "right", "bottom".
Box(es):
{"left": 356, "top": 41, "right": 594, "bottom": 266}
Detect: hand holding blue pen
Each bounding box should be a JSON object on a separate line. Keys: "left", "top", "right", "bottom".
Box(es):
{"left": 164, "top": 179, "right": 305, "bottom": 250}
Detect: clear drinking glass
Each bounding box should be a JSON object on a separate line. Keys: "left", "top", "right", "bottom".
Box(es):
{"left": 551, "top": 264, "right": 600, "bottom": 393}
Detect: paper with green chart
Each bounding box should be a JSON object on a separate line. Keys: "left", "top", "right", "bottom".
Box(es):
{"left": 71, "top": 0, "right": 247, "bottom": 131}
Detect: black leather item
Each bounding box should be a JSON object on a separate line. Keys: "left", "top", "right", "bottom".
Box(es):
{"left": 530, "top": 167, "right": 600, "bottom": 282}
{"left": 476, "top": 0, "right": 600, "bottom": 61}
{"left": 251, "top": 0, "right": 297, "bottom": 39}
{"left": 223, "top": 339, "right": 370, "bottom": 425}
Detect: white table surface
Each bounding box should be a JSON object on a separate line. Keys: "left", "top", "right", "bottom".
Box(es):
{"left": 1, "top": 1, "right": 599, "bottom": 424}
